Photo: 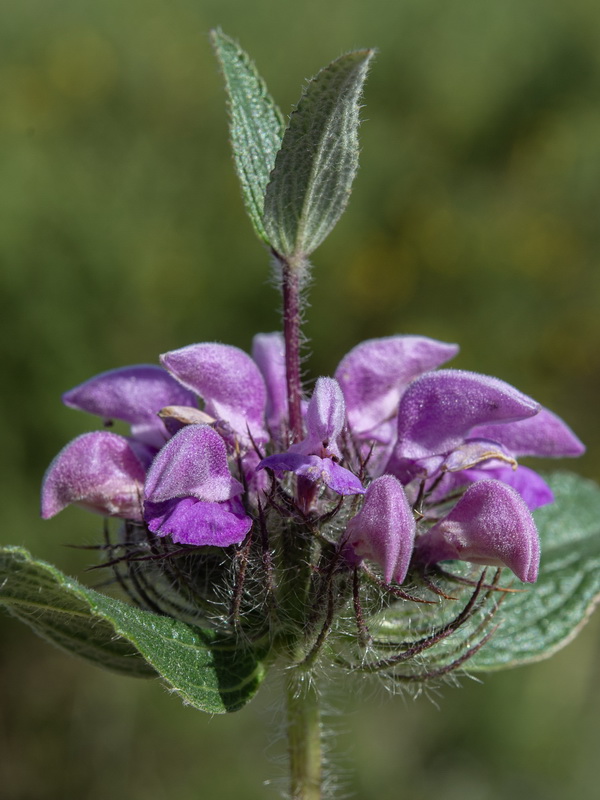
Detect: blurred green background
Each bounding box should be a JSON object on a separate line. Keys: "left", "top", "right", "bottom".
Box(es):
{"left": 2, "top": 0, "right": 600, "bottom": 798}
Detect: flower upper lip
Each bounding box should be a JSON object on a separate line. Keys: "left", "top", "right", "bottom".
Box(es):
{"left": 334, "top": 335, "right": 460, "bottom": 439}
{"left": 160, "top": 342, "right": 270, "bottom": 445}
{"left": 62, "top": 364, "right": 197, "bottom": 449}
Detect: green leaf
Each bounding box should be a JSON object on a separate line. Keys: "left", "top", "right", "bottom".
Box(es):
{"left": 367, "top": 473, "right": 600, "bottom": 674}
{"left": 263, "top": 49, "right": 375, "bottom": 260}
{"left": 0, "top": 547, "right": 268, "bottom": 713}
{"left": 210, "top": 28, "right": 285, "bottom": 245}
{"left": 0, "top": 546, "right": 155, "bottom": 678}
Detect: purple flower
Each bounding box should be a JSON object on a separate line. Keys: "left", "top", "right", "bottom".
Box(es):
{"left": 414, "top": 480, "right": 541, "bottom": 583}
{"left": 384, "top": 369, "right": 584, "bottom": 511}
{"left": 252, "top": 333, "right": 287, "bottom": 438}
{"left": 41, "top": 431, "right": 146, "bottom": 521}
{"left": 63, "top": 365, "right": 197, "bottom": 450}
{"left": 341, "top": 475, "right": 415, "bottom": 583}
{"left": 335, "top": 335, "right": 459, "bottom": 441}
{"left": 160, "top": 342, "right": 270, "bottom": 445}
{"left": 390, "top": 369, "right": 541, "bottom": 467}
{"left": 41, "top": 329, "right": 583, "bottom": 585}
{"left": 258, "top": 377, "right": 365, "bottom": 496}
{"left": 143, "top": 424, "right": 252, "bottom": 547}
{"left": 40, "top": 338, "right": 285, "bottom": 547}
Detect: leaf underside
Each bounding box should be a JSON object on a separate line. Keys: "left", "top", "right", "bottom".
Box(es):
{"left": 211, "top": 28, "right": 285, "bottom": 245}
{"left": 263, "top": 49, "right": 375, "bottom": 259}
{"left": 369, "top": 472, "right": 600, "bottom": 672}
{"left": 0, "top": 547, "right": 267, "bottom": 713}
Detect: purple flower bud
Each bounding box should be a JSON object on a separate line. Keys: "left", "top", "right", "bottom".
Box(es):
{"left": 342, "top": 475, "right": 416, "bottom": 583}
{"left": 335, "top": 336, "right": 459, "bottom": 438}
{"left": 161, "top": 343, "right": 268, "bottom": 444}
{"left": 293, "top": 377, "right": 346, "bottom": 458}
{"left": 415, "top": 479, "right": 541, "bottom": 583}
{"left": 144, "top": 424, "right": 244, "bottom": 504}
{"left": 63, "top": 365, "right": 196, "bottom": 448}
{"left": 307, "top": 377, "right": 345, "bottom": 445}
{"left": 41, "top": 432, "right": 146, "bottom": 521}
{"left": 258, "top": 378, "right": 364, "bottom": 496}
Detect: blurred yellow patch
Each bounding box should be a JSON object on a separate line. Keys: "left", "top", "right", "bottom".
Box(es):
{"left": 47, "top": 29, "right": 118, "bottom": 100}
{"left": 412, "top": 206, "right": 464, "bottom": 275}
{"left": 346, "top": 238, "right": 417, "bottom": 312}
{"left": 1, "top": 65, "right": 56, "bottom": 131}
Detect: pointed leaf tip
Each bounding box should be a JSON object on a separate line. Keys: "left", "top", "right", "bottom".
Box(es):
{"left": 210, "top": 28, "right": 285, "bottom": 245}
{"left": 263, "top": 48, "right": 375, "bottom": 260}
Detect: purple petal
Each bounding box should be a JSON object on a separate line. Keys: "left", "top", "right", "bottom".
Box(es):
{"left": 426, "top": 464, "right": 554, "bottom": 511}
{"left": 416, "top": 479, "right": 540, "bottom": 582}
{"left": 41, "top": 432, "right": 145, "bottom": 521}
{"left": 63, "top": 365, "right": 197, "bottom": 447}
{"left": 468, "top": 465, "right": 554, "bottom": 511}
{"left": 144, "top": 424, "right": 244, "bottom": 504}
{"left": 145, "top": 497, "right": 252, "bottom": 547}
{"left": 241, "top": 449, "right": 270, "bottom": 496}
{"left": 335, "top": 336, "right": 459, "bottom": 437}
{"left": 469, "top": 407, "right": 585, "bottom": 458}
{"left": 258, "top": 452, "right": 364, "bottom": 495}
{"left": 160, "top": 343, "right": 268, "bottom": 443}
{"left": 394, "top": 370, "right": 540, "bottom": 462}
{"left": 342, "top": 475, "right": 416, "bottom": 583}
{"left": 257, "top": 451, "right": 309, "bottom": 476}
{"left": 252, "top": 333, "right": 288, "bottom": 433}
{"left": 314, "top": 459, "right": 365, "bottom": 496}
{"left": 300, "top": 378, "right": 346, "bottom": 455}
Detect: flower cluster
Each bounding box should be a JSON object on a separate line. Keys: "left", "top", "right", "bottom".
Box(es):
{"left": 42, "top": 333, "right": 583, "bottom": 590}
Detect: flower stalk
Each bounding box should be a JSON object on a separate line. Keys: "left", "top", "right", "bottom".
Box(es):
{"left": 285, "top": 668, "right": 323, "bottom": 800}
{"left": 279, "top": 253, "right": 305, "bottom": 445}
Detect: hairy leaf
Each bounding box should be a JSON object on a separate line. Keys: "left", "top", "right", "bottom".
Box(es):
{"left": 263, "top": 49, "right": 374, "bottom": 260}
{"left": 0, "top": 547, "right": 268, "bottom": 712}
{"left": 211, "top": 28, "right": 285, "bottom": 244}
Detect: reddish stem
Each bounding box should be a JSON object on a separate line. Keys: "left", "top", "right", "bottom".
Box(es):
{"left": 281, "top": 257, "right": 304, "bottom": 444}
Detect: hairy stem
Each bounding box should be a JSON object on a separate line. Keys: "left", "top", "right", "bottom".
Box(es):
{"left": 280, "top": 255, "right": 304, "bottom": 444}
{"left": 285, "top": 668, "right": 322, "bottom": 800}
